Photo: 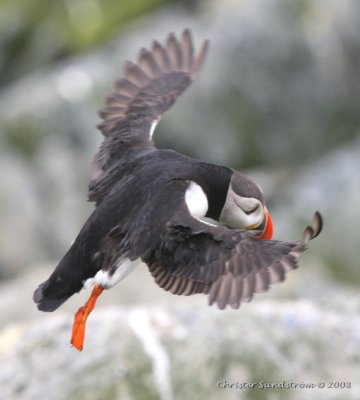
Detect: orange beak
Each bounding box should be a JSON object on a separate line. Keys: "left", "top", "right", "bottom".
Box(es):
{"left": 256, "top": 209, "right": 274, "bottom": 240}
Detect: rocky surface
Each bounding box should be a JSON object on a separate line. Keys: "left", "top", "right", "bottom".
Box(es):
{"left": 1, "top": 295, "right": 360, "bottom": 400}
{"left": 1, "top": 264, "right": 360, "bottom": 400}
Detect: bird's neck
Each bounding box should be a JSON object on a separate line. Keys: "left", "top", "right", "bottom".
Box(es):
{"left": 193, "top": 163, "right": 232, "bottom": 221}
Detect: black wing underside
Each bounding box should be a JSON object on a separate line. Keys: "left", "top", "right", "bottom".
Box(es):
{"left": 90, "top": 29, "right": 209, "bottom": 186}
{"left": 147, "top": 209, "right": 323, "bottom": 310}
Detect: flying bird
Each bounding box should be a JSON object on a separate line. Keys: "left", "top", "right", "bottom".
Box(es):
{"left": 33, "top": 30, "right": 323, "bottom": 351}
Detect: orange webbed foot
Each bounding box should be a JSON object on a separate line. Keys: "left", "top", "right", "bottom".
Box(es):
{"left": 70, "top": 285, "right": 103, "bottom": 351}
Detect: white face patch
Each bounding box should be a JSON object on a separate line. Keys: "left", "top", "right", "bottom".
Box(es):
{"left": 185, "top": 181, "right": 208, "bottom": 219}
{"left": 219, "top": 186, "right": 264, "bottom": 229}
{"left": 83, "top": 258, "right": 139, "bottom": 290}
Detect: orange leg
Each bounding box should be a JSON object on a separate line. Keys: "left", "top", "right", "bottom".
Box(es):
{"left": 70, "top": 285, "right": 103, "bottom": 351}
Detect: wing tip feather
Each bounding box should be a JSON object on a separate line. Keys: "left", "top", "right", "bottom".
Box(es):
{"left": 96, "top": 29, "right": 209, "bottom": 139}
{"left": 191, "top": 39, "right": 209, "bottom": 78}
{"left": 303, "top": 211, "right": 323, "bottom": 243}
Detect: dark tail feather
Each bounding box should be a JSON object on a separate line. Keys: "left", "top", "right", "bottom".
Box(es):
{"left": 33, "top": 279, "right": 75, "bottom": 312}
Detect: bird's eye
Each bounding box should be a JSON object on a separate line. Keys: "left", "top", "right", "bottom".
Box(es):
{"left": 244, "top": 205, "right": 259, "bottom": 215}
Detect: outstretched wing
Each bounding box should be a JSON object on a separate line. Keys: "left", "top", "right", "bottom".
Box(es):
{"left": 90, "top": 29, "right": 209, "bottom": 184}
{"left": 146, "top": 201, "right": 322, "bottom": 309}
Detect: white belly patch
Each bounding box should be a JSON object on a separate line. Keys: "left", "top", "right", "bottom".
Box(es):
{"left": 83, "top": 258, "right": 139, "bottom": 289}
{"left": 185, "top": 181, "right": 208, "bottom": 218}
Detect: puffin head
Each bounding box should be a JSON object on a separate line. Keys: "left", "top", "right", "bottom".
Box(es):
{"left": 219, "top": 171, "right": 273, "bottom": 239}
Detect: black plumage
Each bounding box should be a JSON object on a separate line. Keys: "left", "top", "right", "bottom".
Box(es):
{"left": 33, "top": 29, "right": 322, "bottom": 316}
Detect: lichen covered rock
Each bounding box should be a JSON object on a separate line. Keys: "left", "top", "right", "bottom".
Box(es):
{"left": 1, "top": 299, "right": 359, "bottom": 400}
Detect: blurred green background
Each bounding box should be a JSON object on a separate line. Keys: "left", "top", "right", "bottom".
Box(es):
{"left": 0, "top": 0, "right": 360, "bottom": 399}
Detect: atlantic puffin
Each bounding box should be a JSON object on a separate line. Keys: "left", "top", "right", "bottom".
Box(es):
{"left": 33, "top": 29, "right": 323, "bottom": 351}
